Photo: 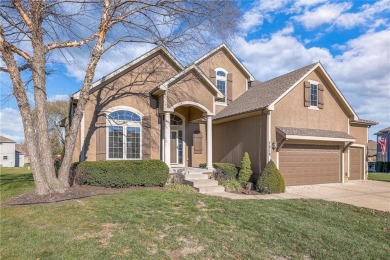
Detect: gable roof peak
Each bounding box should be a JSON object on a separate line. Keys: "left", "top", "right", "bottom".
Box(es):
{"left": 194, "top": 43, "right": 255, "bottom": 81}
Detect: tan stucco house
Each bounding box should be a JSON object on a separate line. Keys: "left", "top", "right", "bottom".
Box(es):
{"left": 66, "top": 44, "right": 377, "bottom": 186}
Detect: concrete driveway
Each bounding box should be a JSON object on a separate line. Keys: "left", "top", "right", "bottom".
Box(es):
{"left": 281, "top": 180, "right": 390, "bottom": 212}
{"left": 210, "top": 180, "right": 390, "bottom": 212}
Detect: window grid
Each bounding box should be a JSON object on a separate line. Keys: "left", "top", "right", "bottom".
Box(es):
{"left": 108, "top": 126, "right": 124, "bottom": 159}
{"left": 126, "top": 127, "right": 141, "bottom": 159}
{"left": 107, "top": 109, "right": 142, "bottom": 160}
{"left": 310, "top": 84, "right": 318, "bottom": 107}
{"left": 216, "top": 80, "right": 226, "bottom": 103}
{"left": 216, "top": 69, "right": 227, "bottom": 103}
{"left": 108, "top": 110, "right": 141, "bottom": 122}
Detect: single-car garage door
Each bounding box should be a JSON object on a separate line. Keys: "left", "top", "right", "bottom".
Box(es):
{"left": 350, "top": 147, "right": 363, "bottom": 180}
{"left": 279, "top": 144, "right": 340, "bottom": 186}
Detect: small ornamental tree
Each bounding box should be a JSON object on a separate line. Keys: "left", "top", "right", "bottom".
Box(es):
{"left": 239, "top": 152, "right": 253, "bottom": 184}
{"left": 257, "top": 160, "right": 285, "bottom": 194}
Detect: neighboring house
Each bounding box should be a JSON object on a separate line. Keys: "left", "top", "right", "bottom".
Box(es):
{"left": 375, "top": 127, "right": 390, "bottom": 162}
{"left": 367, "top": 140, "right": 377, "bottom": 172}
{"left": 64, "top": 44, "right": 377, "bottom": 186}
{"left": 15, "top": 144, "right": 26, "bottom": 167}
{"left": 0, "top": 136, "right": 17, "bottom": 167}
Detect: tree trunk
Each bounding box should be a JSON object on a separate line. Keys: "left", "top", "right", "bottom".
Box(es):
{"left": 29, "top": 1, "right": 66, "bottom": 193}
{"left": 0, "top": 30, "right": 50, "bottom": 195}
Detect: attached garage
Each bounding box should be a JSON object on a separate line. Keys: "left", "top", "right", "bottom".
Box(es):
{"left": 350, "top": 147, "right": 364, "bottom": 180}
{"left": 279, "top": 144, "right": 341, "bottom": 186}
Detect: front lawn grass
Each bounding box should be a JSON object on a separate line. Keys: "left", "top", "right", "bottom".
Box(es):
{"left": 1, "top": 169, "right": 389, "bottom": 259}
{"left": 368, "top": 172, "right": 390, "bottom": 182}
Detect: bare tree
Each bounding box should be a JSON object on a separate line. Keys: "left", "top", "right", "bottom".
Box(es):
{"left": 0, "top": 0, "right": 239, "bottom": 195}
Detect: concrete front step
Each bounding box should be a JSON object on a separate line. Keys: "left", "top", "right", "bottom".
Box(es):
{"left": 184, "top": 173, "right": 209, "bottom": 180}
{"left": 196, "top": 185, "right": 225, "bottom": 194}
{"left": 184, "top": 179, "right": 219, "bottom": 187}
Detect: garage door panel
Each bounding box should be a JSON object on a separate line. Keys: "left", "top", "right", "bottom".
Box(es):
{"left": 279, "top": 144, "right": 340, "bottom": 186}
{"left": 350, "top": 147, "right": 363, "bottom": 180}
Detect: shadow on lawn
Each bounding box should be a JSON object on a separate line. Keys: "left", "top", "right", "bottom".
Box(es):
{"left": 0, "top": 173, "right": 34, "bottom": 184}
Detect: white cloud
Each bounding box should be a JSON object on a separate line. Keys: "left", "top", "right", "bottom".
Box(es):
{"left": 294, "top": 0, "right": 390, "bottom": 30}
{"left": 294, "top": 0, "right": 327, "bottom": 7}
{"left": 0, "top": 107, "right": 24, "bottom": 143}
{"left": 294, "top": 2, "right": 353, "bottom": 29}
{"left": 239, "top": 0, "right": 290, "bottom": 33}
{"left": 335, "top": 0, "right": 390, "bottom": 29}
{"left": 232, "top": 28, "right": 390, "bottom": 139}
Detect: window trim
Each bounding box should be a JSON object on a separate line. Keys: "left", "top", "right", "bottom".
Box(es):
{"left": 308, "top": 80, "right": 319, "bottom": 109}
{"left": 215, "top": 68, "right": 228, "bottom": 105}
{"left": 170, "top": 112, "right": 186, "bottom": 166}
{"left": 106, "top": 107, "right": 143, "bottom": 160}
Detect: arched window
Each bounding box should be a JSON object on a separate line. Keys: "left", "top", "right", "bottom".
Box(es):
{"left": 215, "top": 68, "right": 227, "bottom": 103}
{"left": 107, "top": 109, "right": 142, "bottom": 160}
{"left": 171, "top": 114, "right": 183, "bottom": 125}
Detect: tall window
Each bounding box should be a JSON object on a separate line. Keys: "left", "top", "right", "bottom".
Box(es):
{"left": 310, "top": 83, "right": 318, "bottom": 107}
{"left": 216, "top": 69, "right": 227, "bottom": 103}
{"left": 107, "top": 109, "right": 141, "bottom": 159}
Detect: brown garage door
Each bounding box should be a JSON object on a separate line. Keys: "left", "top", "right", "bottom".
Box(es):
{"left": 279, "top": 144, "right": 340, "bottom": 186}
{"left": 350, "top": 147, "right": 363, "bottom": 180}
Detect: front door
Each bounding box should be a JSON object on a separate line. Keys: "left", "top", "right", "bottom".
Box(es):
{"left": 170, "top": 130, "right": 183, "bottom": 164}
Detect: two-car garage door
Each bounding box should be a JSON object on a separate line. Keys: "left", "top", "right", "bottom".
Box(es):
{"left": 279, "top": 144, "right": 340, "bottom": 186}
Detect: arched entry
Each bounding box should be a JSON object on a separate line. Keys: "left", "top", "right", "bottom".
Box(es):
{"left": 163, "top": 103, "right": 213, "bottom": 170}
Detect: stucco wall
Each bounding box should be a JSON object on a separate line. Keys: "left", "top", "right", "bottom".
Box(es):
{"left": 350, "top": 125, "right": 368, "bottom": 145}
{"left": 197, "top": 49, "right": 249, "bottom": 105}
{"left": 166, "top": 71, "right": 215, "bottom": 114}
{"left": 75, "top": 53, "right": 179, "bottom": 162}
{"left": 271, "top": 69, "right": 350, "bottom": 162}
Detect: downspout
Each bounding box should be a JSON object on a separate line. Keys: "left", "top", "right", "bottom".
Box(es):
{"left": 266, "top": 111, "right": 271, "bottom": 163}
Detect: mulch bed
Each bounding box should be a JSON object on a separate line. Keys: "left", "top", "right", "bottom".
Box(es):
{"left": 2, "top": 185, "right": 162, "bottom": 206}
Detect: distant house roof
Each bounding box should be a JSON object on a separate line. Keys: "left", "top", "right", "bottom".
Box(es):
{"left": 367, "top": 140, "right": 377, "bottom": 157}
{"left": 374, "top": 126, "right": 390, "bottom": 135}
{"left": 0, "top": 136, "right": 16, "bottom": 143}
{"left": 214, "top": 63, "right": 317, "bottom": 120}
{"left": 276, "top": 127, "right": 355, "bottom": 141}
{"left": 15, "top": 144, "right": 25, "bottom": 154}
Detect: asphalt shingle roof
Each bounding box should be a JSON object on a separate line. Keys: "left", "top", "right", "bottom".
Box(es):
{"left": 0, "top": 136, "right": 16, "bottom": 143}
{"left": 214, "top": 63, "right": 318, "bottom": 120}
{"left": 277, "top": 126, "right": 355, "bottom": 140}
{"left": 375, "top": 127, "right": 390, "bottom": 135}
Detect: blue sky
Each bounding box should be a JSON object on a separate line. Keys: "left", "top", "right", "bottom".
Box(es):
{"left": 1, "top": 0, "right": 389, "bottom": 143}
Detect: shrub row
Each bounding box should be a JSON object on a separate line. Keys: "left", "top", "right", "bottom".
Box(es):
{"left": 199, "top": 162, "right": 239, "bottom": 179}
{"left": 74, "top": 160, "right": 169, "bottom": 188}
{"left": 375, "top": 161, "right": 390, "bottom": 173}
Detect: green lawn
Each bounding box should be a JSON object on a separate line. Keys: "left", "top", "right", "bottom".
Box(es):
{"left": 368, "top": 172, "right": 390, "bottom": 182}
{"left": 1, "top": 168, "right": 389, "bottom": 259}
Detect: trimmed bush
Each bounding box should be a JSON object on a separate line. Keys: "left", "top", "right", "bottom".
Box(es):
{"left": 256, "top": 160, "right": 285, "bottom": 194}
{"left": 212, "top": 168, "right": 225, "bottom": 180}
{"left": 213, "top": 162, "right": 238, "bottom": 179}
{"left": 238, "top": 152, "right": 253, "bottom": 184}
{"left": 218, "top": 179, "right": 242, "bottom": 192}
{"left": 75, "top": 160, "right": 169, "bottom": 188}
{"left": 199, "top": 163, "right": 207, "bottom": 169}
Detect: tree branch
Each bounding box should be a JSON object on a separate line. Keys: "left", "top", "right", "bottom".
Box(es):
{"left": 11, "top": 0, "right": 34, "bottom": 31}
{"left": 45, "top": 34, "right": 96, "bottom": 53}
{"left": 0, "top": 63, "right": 30, "bottom": 72}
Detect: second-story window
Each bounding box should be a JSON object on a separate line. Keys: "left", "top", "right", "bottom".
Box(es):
{"left": 215, "top": 69, "right": 227, "bottom": 103}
